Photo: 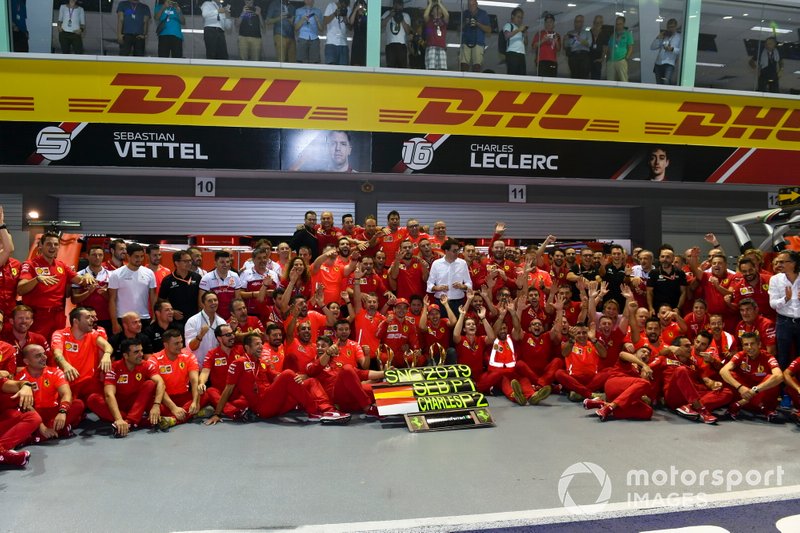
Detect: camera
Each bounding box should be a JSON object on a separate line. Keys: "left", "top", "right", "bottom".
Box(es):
{"left": 339, "top": 0, "right": 349, "bottom": 17}
{"left": 469, "top": 17, "right": 477, "bottom": 27}
{"left": 393, "top": 10, "right": 404, "bottom": 23}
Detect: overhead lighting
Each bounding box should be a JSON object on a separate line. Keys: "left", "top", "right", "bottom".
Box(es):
{"left": 751, "top": 25, "right": 792, "bottom": 34}
{"left": 631, "top": 57, "right": 641, "bottom": 62}
{"left": 27, "top": 210, "right": 39, "bottom": 220}
{"left": 567, "top": 2, "right": 576, "bottom": 6}
{"left": 655, "top": 16, "right": 664, "bottom": 22}
{"left": 615, "top": 11, "right": 623, "bottom": 16}
{"left": 697, "top": 62, "right": 725, "bottom": 67}
{"left": 478, "top": 0, "right": 520, "bottom": 7}
{"left": 723, "top": 15, "right": 733, "bottom": 19}
{"left": 743, "top": 13, "right": 749, "bottom": 16}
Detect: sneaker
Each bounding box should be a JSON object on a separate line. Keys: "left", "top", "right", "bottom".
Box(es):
{"left": 510, "top": 379, "right": 527, "bottom": 405}
{"left": 550, "top": 384, "right": 563, "bottom": 395}
{"left": 698, "top": 408, "right": 717, "bottom": 425}
{"left": 641, "top": 395, "right": 652, "bottom": 406}
{"left": 595, "top": 405, "right": 614, "bottom": 422}
{"left": 529, "top": 385, "right": 552, "bottom": 405}
{"left": 158, "top": 417, "right": 177, "bottom": 431}
{"left": 0, "top": 449, "right": 30, "bottom": 468}
{"left": 568, "top": 391, "right": 584, "bottom": 402}
{"left": 583, "top": 398, "right": 605, "bottom": 410}
{"left": 57, "top": 424, "right": 74, "bottom": 439}
{"left": 676, "top": 404, "right": 700, "bottom": 420}
{"left": 320, "top": 411, "right": 352, "bottom": 425}
{"left": 363, "top": 404, "right": 386, "bottom": 420}
{"left": 591, "top": 392, "right": 607, "bottom": 401}
{"left": 721, "top": 404, "right": 740, "bottom": 421}
{"left": 764, "top": 411, "right": 784, "bottom": 424}
{"left": 197, "top": 406, "right": 216, "bottom": 419}
{"left": 240, "top": 408, "right": 259, "bottom": 423}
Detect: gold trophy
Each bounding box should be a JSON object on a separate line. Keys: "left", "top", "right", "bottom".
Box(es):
{"left": 404, "top": 349, "right": 421, "bottom": 368}
{"left": 429, "top": 343, "right": 446, "bottom": 367}
{"left": 377, "top": 344, "right": 394, "bottom": 371}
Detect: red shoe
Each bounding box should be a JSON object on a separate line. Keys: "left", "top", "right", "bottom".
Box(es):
{"left": 676, "top": 404, "right": 700, "bottom": 421}
{"left": 0, "top": 449, "right": 31, "bottom": 468}
{"left": 722, "top": 403, "right": 740, "bottom": 421}
{"left": 698, "top": 408, "right": 717, "bottom": 425}
{"left": 320, "top": 411, "right": 351, "bottom": 425}
{"left": 550, "top": 384, "right": 563, "bottom": 395}
{"left": 583, "top": 398, "right": 604, "bottom": 410}
{"left": 363, "top": 404, "right": 386, "bottom": 420}
{"left": 595, "top": 405, "right": 614, "bottom": 421}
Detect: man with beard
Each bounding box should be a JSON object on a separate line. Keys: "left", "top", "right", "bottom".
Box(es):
{"left": 151, "top": 329, "right": 207, "bottom": 428}
{"left": 103, "top": 239, "right": 127, "bottom": 272}
{"left": 689, "top": 247, "right": 736, "bottom": 330}
{"left": 647, "top": 244, "right": 687, "bottom": 314}
{"left": 376, "top": 298, "right": 422, "bottom": 368}
{"left": 108, "top": 243, "right": 157, "bottom": 335}
{"left": 238, "top": 247, "right": 279, "bottom": 325}
{"left": 485, "top": 240, "right": 517, "bottom": 297}
{"left": 284, "top": 322, "right": 317, "bottom": 373}
{"left": 198, "top": 324, "right": 246, "bottom": 419}
{"left": 555, "top": 321, "right": 606, "bottom": 401}
{"left": 146, "top": 244, "right": 171, "bottom": 292}
{"left": 733, "top": 298, "right": 775, "bottom": 355}
{"left": 184, "top": 292, "right": 227, "bottom": 367}
{"left": 345, "top": 256, "right": 390, "bottom": 308}
{"left": 143, "top": 299, "right": 177, "bottom": 350}
{"left": 199, "top": 251, "right": 242, "bottom": 322}
{"left": 291, "top": 211, "right": 320, "bottom": 260}
{"left": 518, "top": 294, "right": 565, "bottom": 389}
{"left": 86, "top": 339, "right": 165, "bottom": 436}
{"left": 567, "top": 248, "right": 601, "bottom": 302}
{"left": 228, "top": 298, "right": 265, "bottom": 344}
{"left": 1, "top": 305, "right": 50, "bottom": 367}
{"left": 158, "top": 250, "right": 201, "bottom": 330}
{"left": 51, "top": 307, "right": 113, "bottom": 401}
{"left": 352, "top": 215, "right": 383, "bottom": 258}
{"left": 390, "top": 240, "right": 428, "bottom": 301}
{"left": 720, "top": 332, "right": 783, "bottom": 421}
{"left": 72, "top": 245, "right": 112, "bottom": 334}
{"left": 728, "top": 257, "right": 773, "bottom": 321}
{"left": 600, "top": 244, "right": 629, "bottom": 310}
{"left": 108, "top": 312, "right": 153, "bottom": 358}
{"left": 312, "top": 242, "right": 354, "bottom": 307}
{"left": 378, "top": 210, "right": 404, "bottom": 264}
{"left": 463, "top": 243, "right": 487, "bottom": 290}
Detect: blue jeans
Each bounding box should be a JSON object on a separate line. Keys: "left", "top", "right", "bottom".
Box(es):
{"left": 325, "top": 44, "right": 348, "bottom": 65}
{"left": 776, "top": 314, "right": 800, "bottom": 369}
{"left": 654, "top": 63, "right": 675, "bottom": 85}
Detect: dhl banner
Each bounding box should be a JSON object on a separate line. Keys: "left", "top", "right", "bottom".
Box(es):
{"left": 2, "top": 57, "right": 800, "bottom": 150}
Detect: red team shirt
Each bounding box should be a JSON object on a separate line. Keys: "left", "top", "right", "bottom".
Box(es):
{"left": 284, "top": 339, "right": 317, "bottom": 373}
{"left": 393, "top": 258, "right": 426, "bottom": 300}
{"left": 730, "top": 275, "right": 774, "bottom": 320}
{"left": 51, "top": 327, "right": 104, "bottom": 387}
{"left": 15, "top": 366, "right": 67, "bottom": 408}
{"left": 202, "top": 345, "right": 245, "bottom": 388}
{"left": 151, "top": 349, "right": 199, "bottom": 395}
{"left": 455, "top": 335, "right": 487, "bottom": 380}
{"left": 735, "top": 317, "right": 776, "bottom": 350}
{"left": 563, "top": 341, "right": 600, "bottom": 376}
{"left": 353, "top": 309, "right": 385, "bottom": 358}
{"left": 19, "top": 256, "right": 78, "bottom": 309}
{"left": 728, "top": 350, "right": 780, "bottom": 387}
{"left": 0, "top": 257, "right": 21, "bottom": 317}
{"left": 0, "top": 340, "right": 16, "bottom": 375}
{"left": 104, "top": 358, "right": 159, "bottom": 401}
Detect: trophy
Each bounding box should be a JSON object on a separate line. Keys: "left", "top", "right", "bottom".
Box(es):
{"left": 404, "top": 349, "right": 421, "bottom": 368}
{"left": 377, "top": 344, "right": 394, "bottom": 371}
{"left": 429, "top": 343, "right": 446, "bottom": 367}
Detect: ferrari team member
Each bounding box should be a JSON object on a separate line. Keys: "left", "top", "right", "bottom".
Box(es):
{"left": 205, "top": 333, "right": 347, "bottom": 424}
{"left": 0, "top": 375, "right": 38, "bottom": 467}
{"left": 389, "top": 240, "right": 429, "bottom": 300}
{"left": 418, "top": 295, "right": 457, "bottom": 366}
{"left": 1, "top": 305, "right": 50, "bottom": 367}
{"left": 660, "top": 337, "right": 732, "bottom": 424}
{"left": 306, "top": 335, "right": 383, "bottom": 415}
{"left": 199, "top": 250, "right": 242, "bottom": 321}
{"left": 15, "top": 344, "right": 85, "bottom": 441}
{"left": 17, "top": 232, "right": 96, "bottom": 339}
{"left": 51, "top": 307, "right": 113, "bottom": 401}
{"left": 783, "top": 355, "right": 800, "bottom": 423}
{"left": 555, "top": 321, "right": 607, "bottom": 401}
{"left": 86, "top": 338, "right": 165, "bottom": 437}
{"left": 720, "top": 332, "right": 783, "bottom": 422}
{"left": 332, "top": 319, "right": 368, "bottom": 369}
{"left": 237, "top": 247, "right": 279, "bottom": 325}
{"left": 0, "top": 206, "right": 21, "bottom": 325}
{"left": 71, "top": 244, "right": 112, "bottom": 334}
{"left": 198, "top": 324, "right": 247, "bottom": 419}
{"left": 151, "top": 329, "right": 208, "bottom": 428}
{"left": 348, "top": 270, "right": 387, "bottom": 364}
{"left": 518, "top": 293, "right": 565, "bottom": 388}
{"left": 284, "top": 322, "right": 317, "bottom": 373}
{"left": 733, "top": 298, "right": 776, "bottom": 355}
{"left": 583, "top": 346, "right": 662, "bottom": 421}
{"left": 228, "top": 298, "right": 266, "bottom": 344}
{"left": 452, "top": 291, "right": 495, "bottom": 380}
{"left": 375, "top": 298, "right": 422, "bottom": 368}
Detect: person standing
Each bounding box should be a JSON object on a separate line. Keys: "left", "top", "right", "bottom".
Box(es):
{"left": 459, "top": 0, "right": 490, "bottom": 72}
{"left": 154, "top": 0, "right": 185, "bottom": 58}
{"left": 588, "top": 15, "right": 607, "bottom": 80}
{"left": 201, "top": 0, "right": 231, "bottom": 59}
{"left": 423, "top": 0, "right": 449, "bottom": 71}
{"left": 107, "top": 243, "right": 157, "bottom": 335}
{"left": 117, "top": 0, "right": 150, "bottom": 56}
{"left": 348, "top": 0, "right": 367, "bottom": 66}
{"left": 294, "top": 0, "right": 323, "bottom": 63}
{"left": 650, "top": 18, "right": 681, "bottom": 84}
{"left": 769, "top": 251, "right": 800, "bottom": 369}
{"left": 323, "top": 0, "right": 350, "bottom": 65}
{"left": 503, "top": 8, "right": 527, "bottom": 76}
{"left": 531, "top": 13, "right": 561, "bottom": 77}
{"left": 266, "top": 0, "right": 296, "bottom": 62}
{"left": 382, "top": 0, "right": 411, "bottom": 68}
{"left": 565, "top": 14, "right": 591, "bottom": 79}
{"left": 237, "top": 0, "right": 264, "bottom": 61}
{"left": 750, "top": 36, "right": 783, "bottom": 93}
{"left": 606, "top": 15, "right": 633, "bottom": 82}
{"left": 57, "top": 0, "right": 86, "bottom": 54}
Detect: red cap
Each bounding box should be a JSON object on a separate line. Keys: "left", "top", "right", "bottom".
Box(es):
{"left": 393, "top": 298, "right": 409, "bottom": 306}
{"left": 427, "top": 304, "right": 441, "bottom": 312}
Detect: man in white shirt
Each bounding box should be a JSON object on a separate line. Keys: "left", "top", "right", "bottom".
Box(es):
{"left": 200, "top": 0, "right": 230, "bottom": 59}
{"left": 184, "top": 292, "right": 227, "bottom": 367}
{"left": 381, "top": 0, "right": 410, "bottom": 68}
{"left": 323, "top": 0, "right": 349, "bottom": 64}
{"left": 427, "top": 238, "right": 472, "bottom": 317}
{"left": 108, "top": 243, "right": 157, "bottom": 335}
{"left": 199, "top": 250, "right": 242, "bottom": 321}
{"left": 769, "top": 250, "right": 800, "bottom": 369}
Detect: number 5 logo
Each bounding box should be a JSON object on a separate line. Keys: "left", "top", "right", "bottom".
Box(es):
{"left": 401, "top": 137, "right": 435, "bottom": 171}
{"left": 35, "top": 126, "right": 72, "bottom": 161}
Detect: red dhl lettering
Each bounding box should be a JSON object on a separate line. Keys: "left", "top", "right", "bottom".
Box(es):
{"left": 673, "top": 102, "right": 800, "bottom": 141}
{"left": 412, "top": 87, "right": 591, "bottom": 131}
{"left": 107, "top": 74, "right": 311, "bottom": 119}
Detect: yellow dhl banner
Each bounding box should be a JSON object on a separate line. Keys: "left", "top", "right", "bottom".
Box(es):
{"left": 2, "top": 57, "right": 800, "bottom": 150}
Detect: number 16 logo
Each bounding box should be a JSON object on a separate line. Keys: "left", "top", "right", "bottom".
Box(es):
{"left": 401, "top": 137, "right": 435, "bottom": 171}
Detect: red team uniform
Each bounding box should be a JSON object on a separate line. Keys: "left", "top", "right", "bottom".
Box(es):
{"left": 87, "top": 358, "right": 159, "bottom": 426}
{"left": 727, "top": 349, "right": 781, "bottom": 413}
{"left": 376, "top": 314, "right": 422, "bottom": 367}
{"left": 15, "top": 365, "right": 85, "bottom": 434}
{"left": 202, "top": 345, "right": 247, "bottom": 418}
{"left": 50, "top": 327, "right": 105, "bottom": 400}
{"left": 151, "top": 348, "right": 208, "bottom": 420}
{"left": 19, "top": 256, "right": 78, "bottom": 338}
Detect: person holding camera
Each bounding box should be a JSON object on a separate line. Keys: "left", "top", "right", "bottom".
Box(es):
{"left": 650, "top": 18, "right": 681, "bottom": 85}
{"left": 154, "top": 0, "right": 185, "bottom": 58}
{"left": 323, "top": 0, "right": 350, "bottom": 65}
{"left": 423, "top": 0, "right": 449, "bottom": 70}
{"left": 565, "top": 14, "right": 591, "bottom": 79}
{"left": 294, "top": 0, "right": 323, "bottom": 63}
{"left": 531, "top": 12, "right": 561, "bottom": 77}
{"left": 266, "top": 0, "right": 296, "bottom": 62}
{"left": 382, "top": 0, "right": 411, "bottom": 68}
{"left": 237, "top": 0, "right": 264, "bottom": 60}
{"left": 460, "top": 0, "right": 490, "bottom": 72}
{"left": 348, "top": 0, "right": 367, "bottom": 66}
{"left": 57, "top": 0, "right": 86, "bottom": 54}
{"left": 201, "top": 0, "right": 232, "bottom": 60}
{"left": 503, "top": 8, "right": 527, "bottom": 75}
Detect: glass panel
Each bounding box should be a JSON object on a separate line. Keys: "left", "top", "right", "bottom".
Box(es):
{"left": 640, "top": 0, "right": 686, "bottom": 85}
{"left": 697, "top": 0, "right": 796, "bottom": 94}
